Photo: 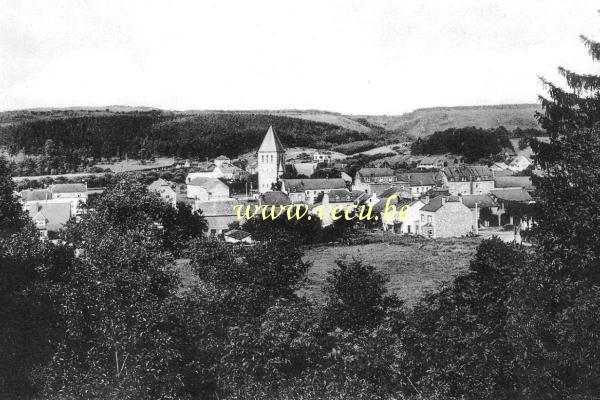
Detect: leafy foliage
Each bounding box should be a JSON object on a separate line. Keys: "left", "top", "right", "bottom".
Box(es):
{"left": 411, "top": 126, "right": 514, "bottom": 162}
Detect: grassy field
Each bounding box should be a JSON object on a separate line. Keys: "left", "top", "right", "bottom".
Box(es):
{"left": 174, "top": 234, "right": 482, "bottom": 307}
{"left": 299, "top": 235, "right": 481, "bottom": 307}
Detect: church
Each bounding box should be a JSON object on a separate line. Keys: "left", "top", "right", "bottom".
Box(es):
{"left": 257, "top": 126, "right": 286, "bottom": 194}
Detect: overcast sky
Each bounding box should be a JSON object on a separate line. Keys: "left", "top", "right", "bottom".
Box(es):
{"left": 1, "top": 0, "right": 599, "bottom": 114}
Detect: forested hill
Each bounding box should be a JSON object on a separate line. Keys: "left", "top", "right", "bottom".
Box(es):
{"left": 0, "top": 110, "right": 373, "bottom": 160}
{"left": 0, "top": 104, "right": 541, "bottom": 160}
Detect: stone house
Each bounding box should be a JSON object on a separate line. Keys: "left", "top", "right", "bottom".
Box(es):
{"left": 281, "top": 178, "right": 347, "bottom": 204}
{"left": 353, "top": 168, "right": 397, "bottom": 193}
{"left": 395, "top": 172, "right": 440, "bottom": 199}
{"left": 419, "top": 195, "right": 475, "bottom": 238}
{"left": 440, "top": 165, "right": 495, "bottom": 195}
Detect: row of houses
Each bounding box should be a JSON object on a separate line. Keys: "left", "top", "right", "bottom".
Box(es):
{"left": 20, "top": 126, "right": 535, "bottom": 243}
{"left": 171, "top": 127, "right": 537, "bottom": 240}
{"left": 19, "top": 183, "right": 88, "bottom": 238}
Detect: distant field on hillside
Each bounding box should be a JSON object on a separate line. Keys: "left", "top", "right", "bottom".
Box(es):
{"left": 299, "top": 235, "right": 480, "bottom": 307}
{"left": 353, "top": 104, "right": 542, "bottom": 138}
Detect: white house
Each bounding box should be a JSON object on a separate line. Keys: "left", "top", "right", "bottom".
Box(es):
{"left": 313, "top": 150, "right": 333, "bottom": 164}
{"left": 375, "top": 196, "right": 425, "bottom": 234}
{"left": 187, "top": 177, "right": 230, "bottom": 201}
{"left": 26, "top": 202, "right": 72, "bottom": 239}
{"left": 213, "top": 155, "right": 231, "bottom": 167}
{"left": 508, "top": 155, "right": 532, "bottom": 172}
{"left": 148, "top": 179, "right": 177, "bottom": 208}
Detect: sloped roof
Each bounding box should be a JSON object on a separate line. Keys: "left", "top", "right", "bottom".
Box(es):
{"left": 27, "top": 202, "right": 71, "bottom": 231}
{"left": 261, "top": 191, "right": 291, "bottom": 206}
{"left": 282, "top": 178, "right": 346, "bottom": 192}
{"left": 420, "top": 195, "right": 462, "bottom": 212}
{"left": 369, "top": 183, "right": 401, "bottom": 196}
{"left": 417, "top": 156, "right": 442, "bottom": 165}
{"left": 224, "top": 229, "right": 252, "bottom": 240}
{"left": 490, "top": 188, "right": 533, "bottom": 203}
{"left": 218, "top": 164, "right": 245, "bottom": 174}
{"left": 357, "top": 168, "right": 395, "bottom": 178}
{"left": 188, "top": 177, "right": 229, "bottom": 191}
{"left": 372, "top": 196, "right": 414, "bottom": 213}
{"left": 395, "top": 172, "right": 439, "bottom": 187}
{"left": 195, "top": 200, "right": 243, "bottom": 217}
{"left": 51, "top": 183, "right": 86, "bottom": 194}
{"left": 461, "top": 194, "right": 497, "bottom": 209}
{"left": 258, "top": 126, "right": 285, "bottom": 153}
{"left": 491, "top": 162, "right": 509, "bottom": 170}
{"left": 292, "top": 163, "right": 317, "bottom": 177}
{"left": 378, "top": 186, "right": 410, "bottom": 199}
{"left": 148, "top": 179, "right": 173, "bottom": 191}
{"left": 494, "top": 176, "right": 534, "bottom": 190}
{"left": 325, "top": 189, "right": 354, "bottom": 203}
{"left": 442, "top": 165, "right": 493, "bottom": 181}
{"left": 509, "top": 155, "right": 532, "bottom": 165}
{"left": 20, "top": 189, "right": 52, "bottom": 202}
{"left": 214, "top": 155, "right": 230, "bottom": 160}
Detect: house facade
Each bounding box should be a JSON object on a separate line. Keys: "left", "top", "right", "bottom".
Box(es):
{"left": 281, "top": 178, "right": 347, "bottom": 204}
{"left": 313, "top": 150, "right": 333, "bottom": 164}
{"left": 419, "top": 196, "right": 475, "bottom": 238}
{"left": 395, "top": 172, "right": 440, "bottom": 199}
{"left": 440, "top": 165, "right": 495, "bottom": 195}
{"left": 26, "top": 202, "right": 72, "bottom": 238}
{"left": 377, "top": 197, "right": 425, "bottom": 234}
{"left": 186, "top": 177, "right": 230, "bottom": 201}
{"left": 148, "top": 179, "right": 177, "bottom": 208}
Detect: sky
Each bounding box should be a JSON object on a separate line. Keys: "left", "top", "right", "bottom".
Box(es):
{"left": 1, "top": 0, "right": 599, "bottom": 114}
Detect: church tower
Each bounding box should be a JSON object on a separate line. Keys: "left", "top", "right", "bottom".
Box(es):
{"left": 257, "top": 126, "right": 285, "bottom": 193}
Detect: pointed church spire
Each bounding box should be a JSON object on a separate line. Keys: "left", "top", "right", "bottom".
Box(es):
{"left": 258, "top": 125, "right": 285, "bottom": 153}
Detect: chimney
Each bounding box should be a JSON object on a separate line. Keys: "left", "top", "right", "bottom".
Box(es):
{"left": 441, "top": 197, "right": 446, "bottom": 205}
{"left": 424, "top": 195, "right": 430, "bottom": 204}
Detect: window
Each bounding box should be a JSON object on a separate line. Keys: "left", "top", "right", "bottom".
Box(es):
{"left": 427, "top": 215, "right": 432, "bottom": 223}
{"left": 421, "top": 214, "right": 425, "bottom": 222}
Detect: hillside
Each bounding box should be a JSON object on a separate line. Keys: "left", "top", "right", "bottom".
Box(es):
{"left": 0, "top": 104, "right": 542, "bottom": 162}
{"left": 353, "top": 103, "right": 542, "bottom": 138}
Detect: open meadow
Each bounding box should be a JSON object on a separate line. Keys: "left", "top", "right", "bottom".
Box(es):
{"left": 299, "top": 235, "right": 481, "bottom": 307}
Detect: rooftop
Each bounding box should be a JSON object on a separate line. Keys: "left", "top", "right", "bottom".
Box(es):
{"left": 357, "top": 167, "right": 395, "bottom": 178}
{"left": 282, "top": 178, "right": 346, "bottom": 192}
{"left": 258, "top": 126, "right": 285, "bottom": 153}
{"left": 51, "top": 183, "right": 87, "bottom": 194}
{"left": 420, "top": 195, "right": 462, "bottom": 212}
{"left": 490, "top": 188, "right": 533, "bottom": 203}
{"left": 442, "top": 165, "right": 494, "bottom": 181}
{"left": 224, "top": 229, "right": 252, "bottom": 240}
{"left": 494, "top": 176, "right": 534, "bottom": 190}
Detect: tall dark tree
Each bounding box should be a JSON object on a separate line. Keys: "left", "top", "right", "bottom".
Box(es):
{"left": 507, "top": 22, "right": 600, "bottom": 399}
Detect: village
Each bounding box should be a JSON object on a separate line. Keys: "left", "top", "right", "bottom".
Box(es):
{"left": 16, "top": 126, "right": 536, "bottom": 244}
